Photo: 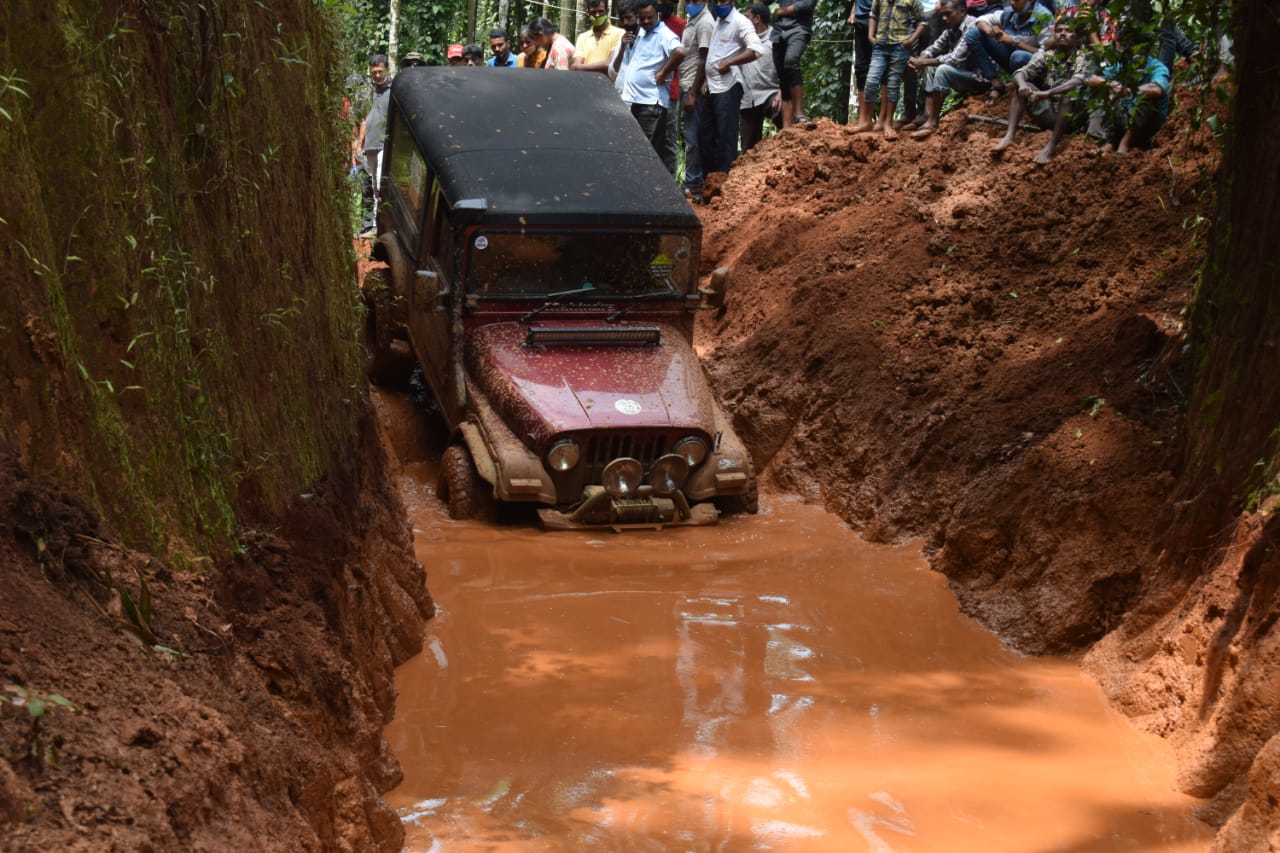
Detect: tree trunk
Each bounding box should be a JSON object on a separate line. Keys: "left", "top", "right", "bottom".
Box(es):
{"left": 1185, "top": 1, "right": 1280, "bottom": 507}
{"left": 389, "top": 0, "right": 400, "bottom": 68}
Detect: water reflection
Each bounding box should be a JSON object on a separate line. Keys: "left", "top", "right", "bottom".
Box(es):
{"left": 385, "top": 466, "right": 1210, "bottom": 852}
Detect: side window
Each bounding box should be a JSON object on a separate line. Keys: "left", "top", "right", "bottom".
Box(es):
{"left": 430, "top": 181, "right": 451, "bottom": 261}
{"left": 387, "top": 114, "right": 426, "bottom": 229}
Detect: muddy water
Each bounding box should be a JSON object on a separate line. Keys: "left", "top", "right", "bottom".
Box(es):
{"left": 384, "top": 459, "right": 1211, "bottom": 852}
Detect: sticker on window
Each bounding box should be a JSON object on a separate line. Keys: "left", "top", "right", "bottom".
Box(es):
{"left": 475, "top": 236, "right": 489, "bottom": 250}
{"left": 648, "top": 253, "right": 674, "bottom": 283}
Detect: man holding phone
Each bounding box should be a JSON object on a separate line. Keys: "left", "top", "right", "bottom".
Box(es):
{"left": 611, "top": 0, "right": 687, "bottom": 174}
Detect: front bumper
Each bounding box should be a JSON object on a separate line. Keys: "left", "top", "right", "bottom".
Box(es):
{"left": 537, "top": 485, "right": 720, "bottom": 531}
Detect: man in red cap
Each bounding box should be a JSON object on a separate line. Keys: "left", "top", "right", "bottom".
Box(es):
{"left": 447, "top": 44, "right": 465, "bottom": 66}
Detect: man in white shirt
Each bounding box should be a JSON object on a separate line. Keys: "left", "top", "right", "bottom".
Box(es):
{"left": 610, "top": 0, "right": 687, "bottom": 173}
{"left": 739, "top": 3, "right": 781, "bottom": 151}
{"left": 697, "top": 2, "right": 767, "bottom": 176}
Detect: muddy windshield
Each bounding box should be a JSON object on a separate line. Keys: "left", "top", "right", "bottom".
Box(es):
{"left": 465, "top": 230, "right": 696, "bottom": 298}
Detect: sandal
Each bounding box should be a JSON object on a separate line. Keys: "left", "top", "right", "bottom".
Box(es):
{"left": 983, "top": 82, "right": 1006, "bottom": 106}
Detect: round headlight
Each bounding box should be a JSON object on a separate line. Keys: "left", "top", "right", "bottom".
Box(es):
{"left": 674, "top": 436, "right": 708, "bottom": 468}
{"left": 602, "top": 457, "right": 644, "bottom": 497}
{"left": 648, "top": 454, "right": 690, "bottom": 497}
{"left": 547, "top": 439, "right": 580, "bottom": 472}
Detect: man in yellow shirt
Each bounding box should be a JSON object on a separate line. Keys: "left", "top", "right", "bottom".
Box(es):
{"left": 573, "top": 0, "right": 626, "bottom": 73}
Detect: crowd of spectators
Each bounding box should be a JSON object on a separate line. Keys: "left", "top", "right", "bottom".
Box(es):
{"left": 354, "top": 0, "right": 816, "bottom": 207}
{"left": 352, "top": 0, "right": 1214, "bottom": 228}
{"left": 857, "top": 0, "right": 1198, "bottom": 160}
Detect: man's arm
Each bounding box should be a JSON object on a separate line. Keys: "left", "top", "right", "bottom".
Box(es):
{"left": 686, "top": 45, "right": 709, "bottom": 104}
{"left": 903, "top": 22, "right": 927, "bottom": 49}
{"left": 777, "top": 0, "right": 816, "bottom": 19}
{"left": 717, "top": 46, "right": 763, "bottom": 75}
{"left": 655, "top": 45, "right": 688, "bottom": 87}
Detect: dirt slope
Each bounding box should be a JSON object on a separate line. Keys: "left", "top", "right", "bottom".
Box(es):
{"left": 0, "top": 417, "right": 432, "bottom": 852}
{"left": 695, "top": 98, "right": 1275, "bottom": 844}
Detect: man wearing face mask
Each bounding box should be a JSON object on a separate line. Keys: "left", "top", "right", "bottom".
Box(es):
{"left": 610, "top": 0, "right": 688, "bottom": 173}
{"left": 677, "top": 0, "right": 716, "bottom": 203}
{"left": 699, "top": 0, "right": 768, "bottom": 177}
{"left": 573, "top": 0, "right": 626, "bottom": 73}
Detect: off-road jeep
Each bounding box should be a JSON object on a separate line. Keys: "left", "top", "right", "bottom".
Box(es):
{"left": 362, "top": 68, "right": 756, "bottom": 529}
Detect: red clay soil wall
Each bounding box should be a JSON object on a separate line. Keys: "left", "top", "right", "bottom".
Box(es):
{"left": 0, "top": 1, "right": 434, "bottom": 849}
{"left": 695, "top": 93, "right": 1274, "bottom": 847}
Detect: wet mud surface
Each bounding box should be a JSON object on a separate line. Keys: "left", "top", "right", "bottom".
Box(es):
{"left": 379, "top": 391, "right": 1211, "bottom": 850}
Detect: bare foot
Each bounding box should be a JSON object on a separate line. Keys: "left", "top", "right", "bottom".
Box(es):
{"left": 1116, "top": 142, "right": 1131, "bottom": 155}
{"left": 883, "top": 125, "right": 899, "bottom": 140}
{"left": 1034, "top": 143, "right": 1055, "bottom": 165}
{"left": 852, "top": 121, "right": 875, "bottom": 134}
{"left": 993, "top": 135, "right": 1014, "bottom": 153}
{"left": 910, "top": 123, "right": 938, "bottom": 140}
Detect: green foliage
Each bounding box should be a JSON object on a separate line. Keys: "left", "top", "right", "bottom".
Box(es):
{"left": 802, "top": 6, "right": 854, "bottom": 123}
{"left": 0, "top": 70, "right": 30, "bottom": 122}
{"left": 336, "top": 0, "right": 464, "bottom": 69}
{"left": 3, "top": 685, "right": 78, "bottom": 772}
{"left": 3, "top": 685, "right": 78, "bottom": 721}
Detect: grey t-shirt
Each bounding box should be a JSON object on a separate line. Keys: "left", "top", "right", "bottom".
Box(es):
{"left": 678, "top": 9, "right": 715, "bottom": 93}
{"left": 363, "top": 80, "right": 393, "bottom": 153}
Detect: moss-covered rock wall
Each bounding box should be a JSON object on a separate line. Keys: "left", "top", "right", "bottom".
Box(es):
{"left": 0, "top": 3, "right": 432, "bottom": 849}
{"left": 1, "top": 0, "right": 362, "bottom": 558}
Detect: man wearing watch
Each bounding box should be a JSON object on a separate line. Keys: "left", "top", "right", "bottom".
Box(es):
{"left": 963, "top": 0, "right": 1052, "bottom": 80}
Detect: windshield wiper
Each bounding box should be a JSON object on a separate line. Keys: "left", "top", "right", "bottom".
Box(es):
{"left": 605, "top": 288, "right": 681, "bottom": 323}
{"left": 519, "top": 283, "right": 597, "bottom": 324}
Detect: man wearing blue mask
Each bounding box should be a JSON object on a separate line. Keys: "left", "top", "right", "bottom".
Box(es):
{"left": 678, "top": 0, "right": 716, "bottom": 203}
{"left": 610, "top": 0, "right": 687, "bottom": 173}
{"left": 699, "top": 0, "right": 768, "bottom": 179}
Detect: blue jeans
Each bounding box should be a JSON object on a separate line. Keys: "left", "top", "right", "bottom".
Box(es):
{"left": 864, "top": 43, "right": 910, "bottom": 104}
{"left": 697, "top": 82, "right": 743, "bottom": 176}
{"left": 963, "top": 27, "right": 1033, "bottom": 79}
{"left": 681, "top": 92, "right": 704, "bottom": 190}
{"left": 926, "top": 63, "right": 989, "bottom": 95}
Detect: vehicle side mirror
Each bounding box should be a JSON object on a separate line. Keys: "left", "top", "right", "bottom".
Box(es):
{"left": 698, "top": 267, "right": 730, "bottom": 310}
{"left": 415, "top": 269, "right": 449, "bottom": 312}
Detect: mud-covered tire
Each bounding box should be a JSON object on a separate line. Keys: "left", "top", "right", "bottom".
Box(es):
{"left": 362, "top": 269, "right": 414, "bottom": 386}
{"left": 438, "top": 444, "right": 495, "bottom": 521}
{"left": 716, "top": 475, "right": 759, "bottom": 516}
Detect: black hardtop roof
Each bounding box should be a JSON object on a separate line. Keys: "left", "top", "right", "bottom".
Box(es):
{"left": 390, "top": 67, "right": 700, "bottom": 229}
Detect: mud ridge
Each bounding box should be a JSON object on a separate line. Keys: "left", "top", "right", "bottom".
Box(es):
{"left": 695, "top": 96, "right": 1275, "bottom": 845}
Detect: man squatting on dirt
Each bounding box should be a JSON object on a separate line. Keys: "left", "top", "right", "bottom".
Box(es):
{"left": 900, "top": 2, "right": 1173, "bottom": 157}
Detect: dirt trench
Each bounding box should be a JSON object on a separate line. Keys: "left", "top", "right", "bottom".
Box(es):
{"left": 694, "top": 92, "right": 1278, "bottom": 847}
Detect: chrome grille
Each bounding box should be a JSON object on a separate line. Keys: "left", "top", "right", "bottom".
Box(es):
{"left": 584, "top": 433, "right": 669, "bottom": 483}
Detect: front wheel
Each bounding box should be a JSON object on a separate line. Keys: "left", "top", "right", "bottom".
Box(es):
{"left": 438, "top": 444, "right": 495, "bottom": 521}
{"left": 716, "top": 476, "right": 759, "bottom": 516}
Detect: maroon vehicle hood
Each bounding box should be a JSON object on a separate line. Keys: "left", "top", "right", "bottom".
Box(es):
{"left": 467, "top": 321, "right": 716, "bottom": 449}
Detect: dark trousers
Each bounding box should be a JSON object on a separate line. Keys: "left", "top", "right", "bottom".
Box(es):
{"left": 697, "top": 83, "right": 743, "bottom": 175}
{"left": 772, "top": 25, "right": 811, "bottom": 92}
{"left": 740, "top": 103, "right": 776, "bottom": 152}
{"left": 1110, "top": 99, "right": 1166, "bottom": 150}
{"left": 853, "top": 19, "right": 871, "bottom": 93}
{"left": 631, "top": 103, "right": 676, "bottom": 175}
